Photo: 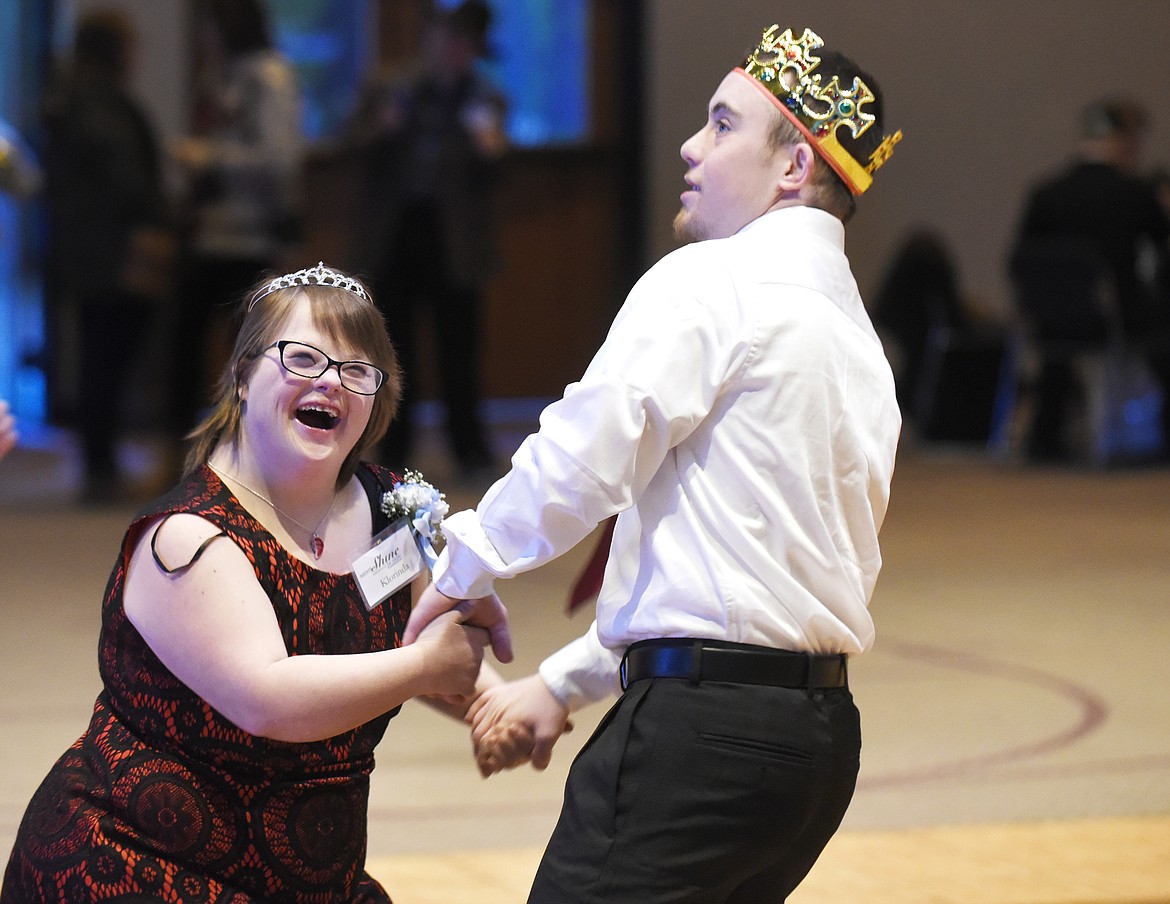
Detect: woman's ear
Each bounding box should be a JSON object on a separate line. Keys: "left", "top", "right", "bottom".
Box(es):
{"left": 234, "top": 361, "right": 249, "bottom": 402}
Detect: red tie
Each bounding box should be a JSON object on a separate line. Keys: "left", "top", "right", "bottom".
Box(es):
{"left": 567, "top": 516, "right": 616, "bottom": 613}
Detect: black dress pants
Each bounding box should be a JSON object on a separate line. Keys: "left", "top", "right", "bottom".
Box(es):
{"left": 529, "top": 677, "right": 861, "bottom": 904}
{"left": 77, "top": 292, "right": 150, "bottom": 485}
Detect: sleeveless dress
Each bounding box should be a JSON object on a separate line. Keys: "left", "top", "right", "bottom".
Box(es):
{"left": 2, "top": 464, "right": 411, "bottom": 903}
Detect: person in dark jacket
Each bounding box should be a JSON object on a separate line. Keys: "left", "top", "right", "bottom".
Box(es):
{"left": 43, "top": 9, "right": 172, "bottom": 502}
{"left": 1011, "top": 98, "right": 1170, "bottom": 460}
{"left": 349, "top": 0, "right": 507, "bottom": 477}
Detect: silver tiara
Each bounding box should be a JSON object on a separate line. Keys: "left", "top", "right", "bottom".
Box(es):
{"left": 248, "top": 262, "right": 369, "bottom": 310}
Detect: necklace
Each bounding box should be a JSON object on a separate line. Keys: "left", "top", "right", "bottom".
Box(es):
{"left": 208, "top": 462, "right": 338, "bottom": 559}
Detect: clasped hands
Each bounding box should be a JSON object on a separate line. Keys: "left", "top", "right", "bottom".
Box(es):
{"left": 404, "top": 582, "right": 572, "bottom": 777}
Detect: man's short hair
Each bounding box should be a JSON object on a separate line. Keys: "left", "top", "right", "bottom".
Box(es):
{"left": 765, "top": 49, "right": 887, "bottom": 222}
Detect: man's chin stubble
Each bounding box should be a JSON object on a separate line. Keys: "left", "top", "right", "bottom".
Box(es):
{"left": 673, "top": 209, "right": 699, "bottom": 243}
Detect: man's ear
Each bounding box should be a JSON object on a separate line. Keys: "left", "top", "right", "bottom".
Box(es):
{"left": 776, "top": 141, "right": 817, "bottom": 193}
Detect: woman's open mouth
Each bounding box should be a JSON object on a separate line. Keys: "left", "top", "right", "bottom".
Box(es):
{"left": 296, "top": 405, "right": 340, "bottom": 430}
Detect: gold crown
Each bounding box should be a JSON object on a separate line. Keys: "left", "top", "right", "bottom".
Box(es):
{"left": 739, "top": 26, "right": 902, "bottom": 195}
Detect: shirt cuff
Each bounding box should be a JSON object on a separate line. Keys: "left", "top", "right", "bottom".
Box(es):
{"left": 431, "top": 509, "right": 502, "bottom": 600}
{"left": 537, "top": 624, "right": 623, "bottom": 712}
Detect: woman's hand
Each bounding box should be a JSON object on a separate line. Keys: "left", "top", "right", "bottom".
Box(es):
{"left": 411, "top": 611, "right": 490, "bottom": 699}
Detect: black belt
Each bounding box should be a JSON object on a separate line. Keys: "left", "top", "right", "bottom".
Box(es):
{"left": 620, "top": 638, "right": 848, "bottom": 691}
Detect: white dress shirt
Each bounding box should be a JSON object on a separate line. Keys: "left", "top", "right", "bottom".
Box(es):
{"left": 433, "top": 205, "right": 901, "bottom": 711}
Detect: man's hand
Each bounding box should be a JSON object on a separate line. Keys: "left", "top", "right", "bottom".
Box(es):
{"left": 0, "top": 400, "right": 16, "bottom": 461}
{"left": 404, "top": 582, "right": 513, "bottom": 663}
{"left": 468, "top": 674, "right": 570, "bottom": 775}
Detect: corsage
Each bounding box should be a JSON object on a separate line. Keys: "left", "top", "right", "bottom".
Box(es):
{"left": 381, "top": 469, "right": 448, "bottom": 569}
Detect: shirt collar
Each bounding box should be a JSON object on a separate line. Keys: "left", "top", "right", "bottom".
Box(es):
{"left": 739, "top": 205, "right": 845, "bottom": 249}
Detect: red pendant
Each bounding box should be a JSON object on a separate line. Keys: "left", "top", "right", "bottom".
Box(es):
{"left": 311, "top": 535, "right": 324, "bottom": 559}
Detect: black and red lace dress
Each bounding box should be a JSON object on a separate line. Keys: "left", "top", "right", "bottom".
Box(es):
{"left": 2, "top": 464, "right": 411, "bottom": 903}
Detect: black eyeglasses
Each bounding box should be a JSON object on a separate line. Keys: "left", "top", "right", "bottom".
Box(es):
{"left": 263, "top": 340, "right": 386, "bottom": 395}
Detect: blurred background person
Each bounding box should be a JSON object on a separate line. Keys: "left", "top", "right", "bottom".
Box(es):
{"left": 1149, "top": 165, "right": 1170, "bottom": 310}
{"left": 1010, "top": 97, "right": 1170, "bottom": 461}
{"left": 0, "top": 118, "right": 41, "bottom": 473}
{"left": 41, "top": 8, "right": 172, "bottom": 503}
{"left": 870, "top": 229, "right": 969, "bottom": 419}
{"left": 168, "top": 0, "right": 304, "bottom": 465}
{"left": 349, "top": 0, "right": 507, "bottom": 479}
{"left": 0, "top": 118, "right": 42, "bottom": 200}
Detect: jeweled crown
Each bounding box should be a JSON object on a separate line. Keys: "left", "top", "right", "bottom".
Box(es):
{"left": 738, "top": 26, "right": 902, "bottom": 195}
{"left": 249, "top": 262, "right": 370, "bottom": 310}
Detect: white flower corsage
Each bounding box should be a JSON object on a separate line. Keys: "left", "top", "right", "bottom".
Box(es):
{"left": 381, "top": 469, "right": 448, "bottom": 568}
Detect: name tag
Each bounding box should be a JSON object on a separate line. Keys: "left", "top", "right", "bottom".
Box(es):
{"left": 352, "top": 518, "right": 424, "bottom": 610}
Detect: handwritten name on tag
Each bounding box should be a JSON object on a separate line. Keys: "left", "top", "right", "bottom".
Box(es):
{"left": 353, "top": 519, "right": 424, "bottom": 610}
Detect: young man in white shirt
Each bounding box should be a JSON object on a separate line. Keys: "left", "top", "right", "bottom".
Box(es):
{"left": 406, "top": 24, "right": 903, "bottom": 903}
